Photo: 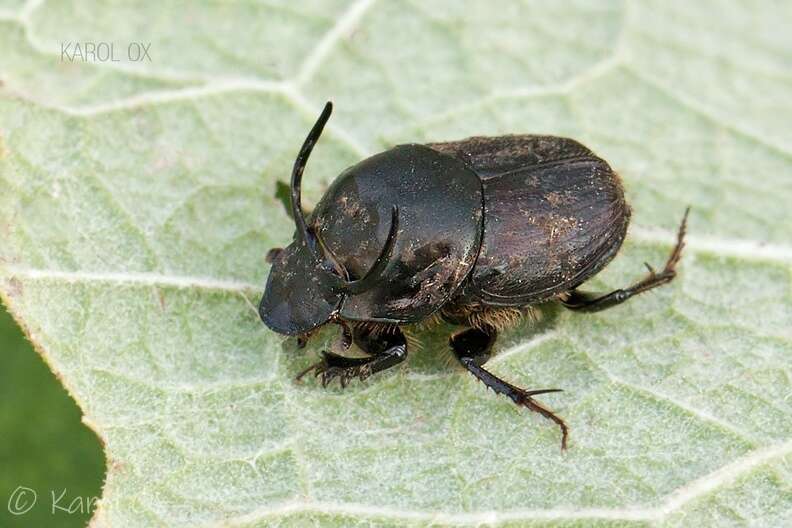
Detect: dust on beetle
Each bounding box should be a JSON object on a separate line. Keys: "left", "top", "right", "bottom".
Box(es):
{"left": 259, "top": 102, "right": 689, "bottom": 450}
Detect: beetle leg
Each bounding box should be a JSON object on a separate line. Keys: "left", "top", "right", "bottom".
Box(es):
{"left": 295, "top": 350, "right": 373, "bottom": 387}
{"left": 350, "top": 325, "right": 408, "bottom": 375}
{"left": 563, "top": 208, "right": 689, "bottom": 313}
{"left": 450, "top": 326, "right": 569, "bottom": 450}
{"left": 295, "top": 325, "right": 408, "bottom": 388}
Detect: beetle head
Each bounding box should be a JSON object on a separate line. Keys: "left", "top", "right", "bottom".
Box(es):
{"left": 259, "top": 102, "right": 400, "bottom": 336}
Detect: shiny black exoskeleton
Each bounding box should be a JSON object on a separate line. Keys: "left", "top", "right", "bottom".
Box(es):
{"left": 259, "top": 102, "right": 688, "bottom": 449}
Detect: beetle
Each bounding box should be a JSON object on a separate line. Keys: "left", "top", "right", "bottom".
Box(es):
{"left": 259, "top": 102, "right": 688, "bottom": 449}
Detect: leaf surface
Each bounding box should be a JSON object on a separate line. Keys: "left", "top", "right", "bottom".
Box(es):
{"left": 1, "top": 1, "right": 791, "bottom": 526}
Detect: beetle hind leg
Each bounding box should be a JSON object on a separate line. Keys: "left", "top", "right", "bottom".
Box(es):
{"left": 450, "top": 326, "right": 569, "bottom": 450}
{"left": 296, "top": 324, "right": 408, "bottom": 388}
{"left": 563, "top": 207, "right": 689, "bottom": 313}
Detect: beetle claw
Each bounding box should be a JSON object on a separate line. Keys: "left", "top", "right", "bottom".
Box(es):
{"left": 511, "top": 390, "right": 570, "bottom": 450}
{"left": 299, "top": 356, "right": 372, "bottom": 389}
{"left": 295, "top": 362, "right": 320, "bottom": 382}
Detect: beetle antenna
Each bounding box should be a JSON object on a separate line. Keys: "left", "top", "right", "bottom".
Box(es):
{"left": 341, "top": 205, "right": 400, "bottom": 295}
{"left": 291, "top": 101, "right": 333, "bottom": 261}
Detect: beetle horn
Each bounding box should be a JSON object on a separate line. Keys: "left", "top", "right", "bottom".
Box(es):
{"left": 340, "top": 205, "right": 400, "bottom": 295}
{"left": 290, "top": 102, "right": 400, "bottom": 295}
{"left": 291, "top": 101, "right": 333, "bottom": 262}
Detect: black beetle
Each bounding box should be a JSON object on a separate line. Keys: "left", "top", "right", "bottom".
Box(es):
{"left": 260, "top": 102, "right": 688, "bottom": 449}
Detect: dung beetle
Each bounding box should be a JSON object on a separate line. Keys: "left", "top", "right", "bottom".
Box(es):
{"left": 259, "top": 102, "right": 688, "bottom": 449}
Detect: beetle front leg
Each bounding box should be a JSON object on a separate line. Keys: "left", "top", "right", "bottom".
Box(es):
{"left": 450, "top": 325, "right": 569, "bottom": 450}
{"left": 296, "top": 325, "right": 407, "bottom": 388}
{"left": 563, "top": 208, "right": 689, "bottom": 313}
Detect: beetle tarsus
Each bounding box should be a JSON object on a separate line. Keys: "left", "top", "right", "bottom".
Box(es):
{"left": 562, "top": 207, "right": 689, "bottom": 313}
{"left": 295, "top": 327, "right": 408, "bottom": 388}
{"left": 295, "top": 350, "right": 370, "bottom": 385}
{"left": 450, "top": 326, "right": 569, "bottom": 450}
{"left": 316, "top": 363, "right": 373, "bottom": 388}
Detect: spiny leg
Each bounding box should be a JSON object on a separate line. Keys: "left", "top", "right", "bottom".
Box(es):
{"left": 296, "top": 324, "right": 407, "bottom": 388}
{"left": 563, "top": 207, "right": 689, "bottom": 313}
{"left": 450, "top": 325, "right": 569, "bottom": 450}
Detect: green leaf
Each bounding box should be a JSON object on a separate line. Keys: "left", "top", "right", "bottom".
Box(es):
{"left": 0, "top": 307, "right": 104, "bottom": 528}
{"left": 1, "top": 1, "right": 791, "bottom": 526}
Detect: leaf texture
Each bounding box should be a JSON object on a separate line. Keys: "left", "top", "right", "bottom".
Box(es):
{"left": 1, "top": 1, "right": 791, "bottom": 526}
